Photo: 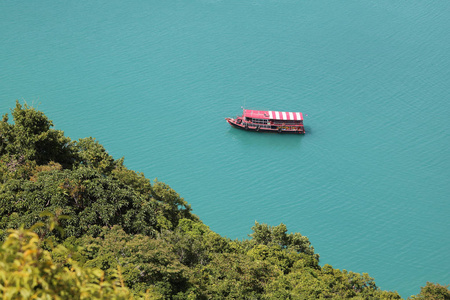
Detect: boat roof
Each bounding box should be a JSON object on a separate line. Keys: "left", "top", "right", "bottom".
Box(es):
{"left": 243, "top": 109, "right": 303, "bottom": 121}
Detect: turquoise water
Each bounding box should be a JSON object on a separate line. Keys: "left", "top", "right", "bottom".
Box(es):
{"left": 1, "top": 0, "right": 449, "bottom": 297}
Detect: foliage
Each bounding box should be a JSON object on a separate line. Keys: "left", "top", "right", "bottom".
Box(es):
{"left": 151, "top": 180, "right": 195, "bottom": 229}
{"left": 0, "top": 101, "right": 76, "bottom": 169}
{"left": 190, "top": 252, "right": 279, "bottom": 299}
{"left": 79, "top": 225, "right": 189, "bottom": 297}
{"left": 0, "top": 102, "right": 197, "bottom": 239}
{"left": 409, "top": 282, "right": 450, "bottom": 300}
{"left": 75, "top": 137, "right": 116, "bottom": 174}
{"left": 264, "top": 264, "right": 402, "bottom": 299}
{"left": 0, "top": 225, "right": 134, "bottom": 299}
{"left": 161, "top": 218, "right": 232, "bottom": 268}
{"left": 0, "top": 165, "right": 162, "bottom": 238}
{"left": 249, "top": 221, "right": 318, "bottom": 260}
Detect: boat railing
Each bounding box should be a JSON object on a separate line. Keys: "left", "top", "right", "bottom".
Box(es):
{"left": 247, "top": 123, "right": 271, "bottom": 129}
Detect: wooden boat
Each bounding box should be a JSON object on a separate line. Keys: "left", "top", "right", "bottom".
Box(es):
{"left": 226, "top": 109, "right": 305, "bottom": 134}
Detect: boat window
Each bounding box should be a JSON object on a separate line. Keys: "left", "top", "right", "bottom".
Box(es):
{"left": 252, "top": 118, "right": 268, "bottom": 125}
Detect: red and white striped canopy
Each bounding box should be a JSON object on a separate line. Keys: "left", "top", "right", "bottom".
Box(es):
{"left": 243, "top": 109, "right": 303, "bottom": 121}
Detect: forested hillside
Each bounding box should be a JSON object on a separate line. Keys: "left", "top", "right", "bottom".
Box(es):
{"left": 0, "top": 102, "right": 448, "bottom": 299}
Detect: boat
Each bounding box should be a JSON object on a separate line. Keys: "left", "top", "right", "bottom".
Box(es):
{"left": 226, "top": 108, "right": 305, "bottom": 134}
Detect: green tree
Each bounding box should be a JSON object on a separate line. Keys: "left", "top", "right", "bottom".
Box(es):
{"left": 265, "top": 264, "right": 401, "bottom": 299}
{"left": 190, "top": 252, "right": 279, "bottom": 299}
{"left": 0, "top": 226, "right": 134, "bottom": 299}
{"left": 79, "top": 226, "right": 190, "bottom": 297}
{"left": 162, "top": 218, "right": 232, "bottom": 267}
{"left": 0, "top": 160, "right": 197, "bottom": 239}
{"left": 75, "top": 137, "right": 116, "bottom": 174}
{"left": 250, "top": 221, "right": 318, "bottom": 260}
{"left": 0, "top": 101, "right": 75, "bottom": 169}
{"left": 152, "top": 180, "right": 194, "bottom": 229}
{"left": 409, "top": 282, "right": 450, "bottom": 300}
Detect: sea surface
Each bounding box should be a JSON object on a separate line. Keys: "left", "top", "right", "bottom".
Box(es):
{"left": 1, "top": 0, "right": 449, "bottom": 297}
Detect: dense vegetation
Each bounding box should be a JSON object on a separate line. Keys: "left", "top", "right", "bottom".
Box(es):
{"left": 0, "top": 102, "right": 448, "bottom": 299}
